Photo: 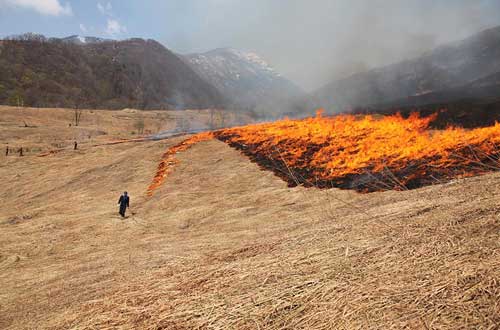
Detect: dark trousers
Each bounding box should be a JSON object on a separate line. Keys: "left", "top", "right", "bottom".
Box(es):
{"left": 119, "top": 204, "right": 127, "bottom": 217}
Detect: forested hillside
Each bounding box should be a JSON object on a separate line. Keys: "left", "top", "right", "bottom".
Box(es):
{"left": 0, "top": 38, "right": 226, "bottom": 109}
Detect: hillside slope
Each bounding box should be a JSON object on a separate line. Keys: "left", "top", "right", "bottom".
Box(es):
{"left": 184, "top": 48, "right": 306, "bottom": 115}
{"left": 0, "top": 37, "right": 225, "bottom": 109}
{"left": 0, "top": 107, "right": 498, "bottom": 329}
{"left": 315, "top": 26, "right": 500, "bottom": 112}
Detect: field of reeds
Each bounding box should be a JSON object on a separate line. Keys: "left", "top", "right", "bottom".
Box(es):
{"left": 0, "top": 107, "right": 498, "bottom": 329}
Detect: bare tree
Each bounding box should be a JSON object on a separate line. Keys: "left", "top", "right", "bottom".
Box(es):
{"left": 134, "top": 116, "right": 145, "bottom": 135}
{"left": 74, "top": 106, "right": 83, "bottom": 126}
{"left": 16, "top": 94, "right": 24, "bottom": 107}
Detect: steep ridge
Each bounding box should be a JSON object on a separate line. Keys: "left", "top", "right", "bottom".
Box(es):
{"left": 315, "top": 26, "right": 500, "bottom": 113}
{"left": 184, "top": 48, "right": 306, "bottom": 115}
{"left": 0, "top": 35, "right": 226, "bottom": 109}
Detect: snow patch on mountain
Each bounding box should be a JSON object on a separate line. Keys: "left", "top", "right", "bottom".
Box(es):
{"left": 183, "top": 48, "right": 305, "bottom": 114}
{"left": 226, "top": 48, "right": 279, "bottom": 76}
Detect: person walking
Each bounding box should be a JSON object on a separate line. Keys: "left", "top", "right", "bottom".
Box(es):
{"left": 118, "top": 191, "right": 130, "bottom": 218}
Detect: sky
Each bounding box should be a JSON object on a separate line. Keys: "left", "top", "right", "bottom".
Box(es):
{"left": 1, "top": 0, "right": 500, "bottom": 90}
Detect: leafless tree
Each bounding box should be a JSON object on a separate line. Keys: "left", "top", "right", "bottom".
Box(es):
{"left": 16, "top": 94, "right": 24, "bottom": 107}
{"left": 134, "top": 116, "right": 145, "bottom": 135}
{"left": 74, "top": 106, "right": 83, "bottom": 126}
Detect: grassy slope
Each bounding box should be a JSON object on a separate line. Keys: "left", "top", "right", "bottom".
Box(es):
{"left": 0, "top": 107, "right": 498, "bottom": 329}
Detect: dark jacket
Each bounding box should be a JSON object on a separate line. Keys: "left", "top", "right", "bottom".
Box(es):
{"left": 118, "top": 195, "right": 130, "bottom": 208}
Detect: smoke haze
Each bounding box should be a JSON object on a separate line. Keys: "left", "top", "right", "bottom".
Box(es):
{"left": 162, "top": 0, "right": 500, "bottom": 91}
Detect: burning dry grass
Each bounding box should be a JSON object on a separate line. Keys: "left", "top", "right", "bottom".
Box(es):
{"left": 1, "top": 108, "right": 499, "bottom": 329}
{"left": 148, "top": 111, "right": 500, "bottom": 196}
{"left": 48, "top": 140, "right": 500, "bottom": 329}
{"left": 147, "top": 132, "right": 214, "bottom": 196}
{"left": 215, "top": 111, "right": 500, "bottom": 191}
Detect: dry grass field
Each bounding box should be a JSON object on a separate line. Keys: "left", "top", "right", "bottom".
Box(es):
{"left": 0, "top": 106, "right": 499, "bottom": 329}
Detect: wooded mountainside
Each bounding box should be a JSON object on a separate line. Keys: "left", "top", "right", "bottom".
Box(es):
{"left": 0, "top": 38, "right": 226, "bottom": 110}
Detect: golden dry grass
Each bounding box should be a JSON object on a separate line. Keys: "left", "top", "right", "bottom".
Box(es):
{"left": 0, "top": 105, "right": 241, "bottom": 156}
{"left": 0, "top": 107, "right": 499, "bottom": 329}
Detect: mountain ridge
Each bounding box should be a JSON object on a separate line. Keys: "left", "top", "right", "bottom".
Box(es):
{"left": 0, "top": 35, "right": 226, "bottom": 109}
{"left": 314, "top": 25, "right": 500, "bottom": 113}
{"left": 183, "top": 47, "right": 306, "bottom": 115}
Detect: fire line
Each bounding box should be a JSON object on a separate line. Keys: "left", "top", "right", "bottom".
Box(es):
{"left": 147, "top": 111, "right": 500, "bottom": 196}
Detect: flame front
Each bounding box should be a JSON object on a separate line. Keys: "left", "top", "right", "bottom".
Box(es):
{"left": 148, "top": 111, "right": 500, "bottom": 195}
{"left": 147, "top": 132, "right": 213, "bottom": 196}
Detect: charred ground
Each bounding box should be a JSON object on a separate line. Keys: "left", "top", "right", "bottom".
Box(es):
{"left": 0, "top": 107, "right": 498, "bottom": 329}
{"left": 211, "top": 113, "right": 500, "bottom": 193}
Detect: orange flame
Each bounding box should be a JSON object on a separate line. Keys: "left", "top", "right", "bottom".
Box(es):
{"left": 147, "top": 112, "right": 500, "bottom": 195}
{"left": 147, "top": 132, "right": 214, "bottom": 196}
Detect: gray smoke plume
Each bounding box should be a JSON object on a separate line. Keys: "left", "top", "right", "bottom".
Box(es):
{"left": 163, "top": 0, "right": 500, "bottom": 91}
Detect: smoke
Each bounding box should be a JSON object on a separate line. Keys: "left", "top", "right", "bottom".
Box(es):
{"left": 163, "top": 0, "right": 500, "bottom": 91}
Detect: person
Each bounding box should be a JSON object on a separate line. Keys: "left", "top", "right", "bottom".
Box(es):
{"left": 118, "top": 192, "right": 130, "bottom": 218}
{"left": 74, "top": 141, "right": 78, "bottom": 150}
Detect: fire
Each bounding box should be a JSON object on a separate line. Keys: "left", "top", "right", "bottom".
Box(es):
{"left": 147, "top": 112, "right": 500, "bottom": 195}
{"left": 147, "top": 132, "right": 214, "bottom": 196}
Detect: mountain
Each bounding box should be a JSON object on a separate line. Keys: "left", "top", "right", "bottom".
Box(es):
{"left": 183, "top": 48, "right": 306, "bottom": 115}
{"left": 315, "top": 26, "right": 500, "bottom": 114}
{"left": 0, "top": 35, "right": 225, "bottom": 109}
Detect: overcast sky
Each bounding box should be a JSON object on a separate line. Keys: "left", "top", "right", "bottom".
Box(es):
{"left": 1, "top": 0, "right": 500, "bottom": 90}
